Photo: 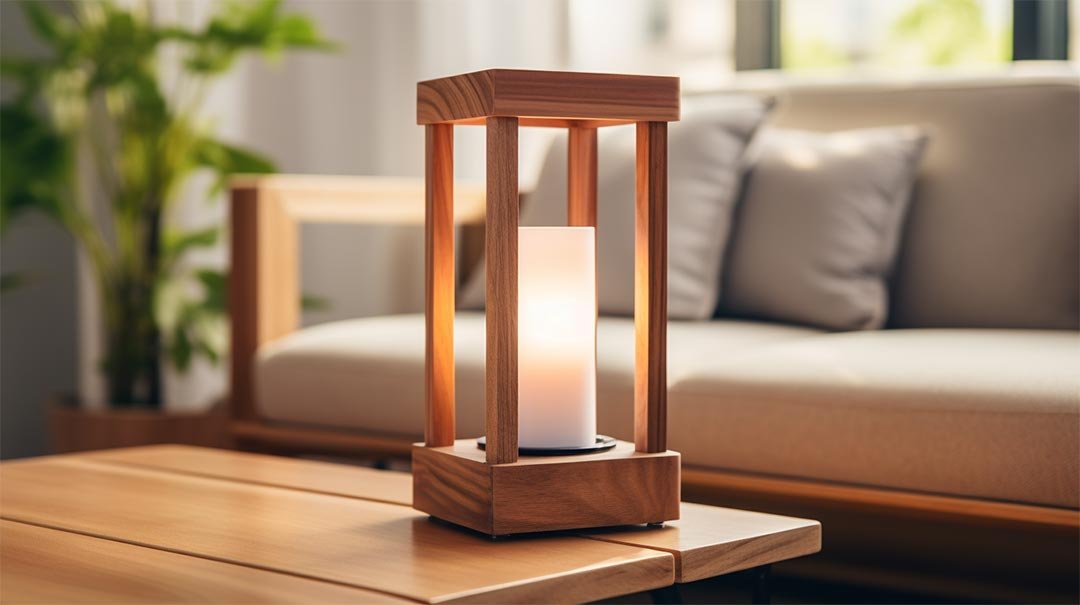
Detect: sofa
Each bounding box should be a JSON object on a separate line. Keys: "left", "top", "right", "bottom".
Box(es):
{"left": 229, "top": 65, "right": 1079, "bottom": 601}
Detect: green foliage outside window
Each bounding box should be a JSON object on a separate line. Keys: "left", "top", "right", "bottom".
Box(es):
{"left": 782, "top": 0, "right": 1011, "bottom": 70}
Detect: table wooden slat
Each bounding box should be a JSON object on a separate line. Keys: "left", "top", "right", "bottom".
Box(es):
{"left": 582, "top": 503, "right": 820, "bottom": 582}
{"left": 0, "top": 520, "right": 408, "bottom": 604}
{"left": 85, "top": 444, "right": 412, "bottom": 504}
{"left": 86, "top": 445, "right": 820, "bottom": 583}
{"left": 0, "top": 459, "right": 673, "bottom": 604}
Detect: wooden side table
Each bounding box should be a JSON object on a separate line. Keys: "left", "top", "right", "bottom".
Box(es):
{"left": 1, "top": 446, "right": 820, "bottom": 604}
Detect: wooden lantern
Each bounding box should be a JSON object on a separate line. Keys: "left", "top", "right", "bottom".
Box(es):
{"left": 412, "top": 69, "right": 681, "bottom": 536}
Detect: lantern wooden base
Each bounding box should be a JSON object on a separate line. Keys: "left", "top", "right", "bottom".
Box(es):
{"left": 412, "top": 439, "right": 681, "bottom": 536}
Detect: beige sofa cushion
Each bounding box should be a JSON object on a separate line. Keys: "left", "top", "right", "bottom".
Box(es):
{"left": 721, "top": 126, "right": 929, "bottom": 330}
{"left": 669, "top": 329, "right": 1080, "bottom": 508}
{"left": 257, "top": 316, "right": 1077, "bottom": 507}
{"left": 723, "top": 67, "right": 1079, "bottom": 329}
{"left": 255, "top": 313, "right": 819, "bottom": 441}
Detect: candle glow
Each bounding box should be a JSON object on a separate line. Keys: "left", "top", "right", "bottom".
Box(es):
{"left": 517, "top": 226, "right": 597, "bottom": 448}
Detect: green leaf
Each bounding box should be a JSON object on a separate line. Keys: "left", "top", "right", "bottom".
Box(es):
{"left": 193, "top": 137, "right": 276, "bottom": 195}
{"left": 0, "top": 57, "right": 35, "bottom": 80}
{"left": 301, "top": 294, "right": 331, "bottom": 312}
{"left": 84, "top": 5, "right": 162, "bottom": 90}
{"left": 0, "top": 102, "right": 72, "bottom": 232}
{"left": 0, "top": 272, "right": 32, "bottom": 293}
{"left": 161, "top": 226, "right": 219, "bottom": 269}
{"left": 180, "top": 0, "right": 335, "bottom": 74}
{"left": 159, "top": 267, "right": 228, "bottom": 372}
{"left": 194, "top": 138, "right": 276, "bottom": 173}
{"left": 272, "top": 14, "right": 338, "bottom": 50}
{"left": 18, "top": 1, "right": 71, "bottom": 49}
{"left": 0, "top": 57, "right": 49, "bottom": 103}
{"left": 195, "top": 269, "right": 227, "bottom": 313}
{"left": 169, "top": 321, "right": 194, "bottom": 371}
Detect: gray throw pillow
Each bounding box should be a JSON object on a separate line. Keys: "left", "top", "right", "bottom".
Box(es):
{"left": 460, "top": 95, "right": 772, "bottom": 319}
{"left": 720, "top": 126, "right": 930, "bottom": 331}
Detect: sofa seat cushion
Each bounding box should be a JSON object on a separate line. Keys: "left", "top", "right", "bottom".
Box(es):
{"left": 255, "top": 312, "right": 820, "bottom": 442}
{"left": 669, "top": 329, "right": 1080, "bottom": 508}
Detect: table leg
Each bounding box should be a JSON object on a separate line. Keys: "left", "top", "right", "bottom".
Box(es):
{"left": 650, "top": 584, "right": 682, "bottom": 604}
{"left": 751, "top": 564, "right": 772, "bottom": 605}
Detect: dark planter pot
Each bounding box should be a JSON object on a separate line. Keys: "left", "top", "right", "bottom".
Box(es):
{"left": 48, "top": 396, "right": 231, "bottom": 454}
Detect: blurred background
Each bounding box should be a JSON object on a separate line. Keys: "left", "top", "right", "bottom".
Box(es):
{"left": 1, "top": 0, "right": 1074, "bottom": 459}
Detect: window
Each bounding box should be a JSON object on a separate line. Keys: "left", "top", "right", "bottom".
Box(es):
{"left": 781, "top": 0, "right": 1013, "bottom": 70}
{"left": 568, "top": 0, "right": 735, "bottom": 91}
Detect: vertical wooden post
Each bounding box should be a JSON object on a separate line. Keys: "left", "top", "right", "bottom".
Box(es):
{"left": 425, "top": 124, "right": 455, "bottom": 447}
{"left": 568, "top": 125, "right": 599, "bottom": 399}
{"left": 634, "top": 121, "right": 668, "bottom": 453}
{"left": 229, "top": 186, "right": 299, "bottom": 422}
{"left": 485, "top": 116, "right": 520, "bottom": 464}
{"left": 567, "top": 126, "right": 598, "bottom": 227}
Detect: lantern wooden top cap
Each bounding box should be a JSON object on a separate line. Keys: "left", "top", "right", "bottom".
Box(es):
{"left": 417, "top": 69, "right": 680, "bottom": 126}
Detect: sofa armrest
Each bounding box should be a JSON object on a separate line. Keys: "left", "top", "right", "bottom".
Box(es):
{"left": 228, "top": 174, "right": 485, "bottom": 421}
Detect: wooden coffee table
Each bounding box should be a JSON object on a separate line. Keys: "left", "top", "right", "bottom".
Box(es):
{"left": 0, "top": 445, "right": 820, "bottom": 604}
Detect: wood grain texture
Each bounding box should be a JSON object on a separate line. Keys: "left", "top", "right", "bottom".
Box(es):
{"left": 0, "top": 520, "right": 405, "bottom": 604}
{"left": 484, "top": 116, "right": 519, "bottom": 465}
{"left": 567, "top": 127, "right": 598, "bottom": 228}
{"left": 0, "top": 459, "right": 674, "bottom": 604}
{"left": 583, "top": 503, "right": 821, "bottom": 583}
{"left": 85, "top": 445, "right": 412, "bottom": 506}
{"left": 425, "top": 124, "right": 456, "bottom": 447}
{"left": 450, "top": 117, "right": 635, "bottom": 129}
{"left": 90, "top": 446, "right": 822, "bottom": 583}
{"left": 490, "top": 448, "right": 680, "bottom": 535}
{"left": 418, "top": 69, "right": 679, "bottom": 125}
{"left": 634, "top": 121, "right": 669, "bottom": 453}
{"left": 412, "top": 444, "right": 493, "bottom": 534}
{"left": 417, "top": 70, "right": 495, "bottom": 125}
{"left": 230, "top": 187, "right": 298, "bottom": 421}
{"left": 567, "top": 126, "right": 600, "bottom": 413}
{"left": 412, "top": 440, "right": 680, "bottom": 535}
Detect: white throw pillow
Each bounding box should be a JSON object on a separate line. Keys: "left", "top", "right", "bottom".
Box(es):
{"left": 720, "top": 126, "right": 930, "bottom": 331}
{"left": 460, "top": 95, "right": 772, "bottom": 319}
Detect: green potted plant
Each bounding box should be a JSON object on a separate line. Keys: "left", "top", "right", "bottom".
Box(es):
{"left": 1, "top": 0, "right": 332, "bottom": 451}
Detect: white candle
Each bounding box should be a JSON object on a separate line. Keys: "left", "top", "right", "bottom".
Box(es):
{"left": 517, "top": 226, "right": 597, "bottom": 449}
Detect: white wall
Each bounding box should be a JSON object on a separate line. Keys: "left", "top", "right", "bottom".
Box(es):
{"left": 1, "top": 1, "right": 79, "bottom": 457}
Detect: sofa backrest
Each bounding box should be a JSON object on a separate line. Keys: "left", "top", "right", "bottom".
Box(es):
{"left": 714, "top": 65, "right": 1079, "bottom": 330}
